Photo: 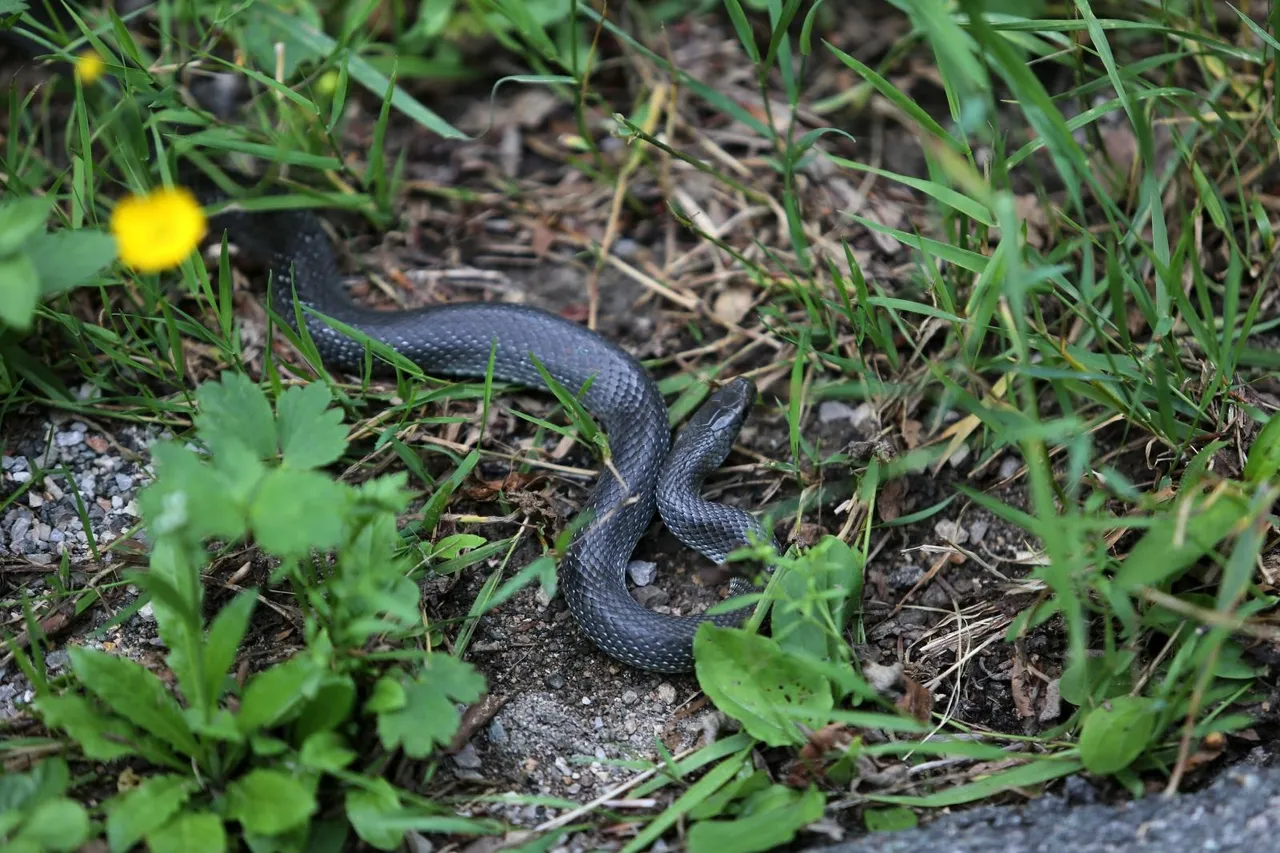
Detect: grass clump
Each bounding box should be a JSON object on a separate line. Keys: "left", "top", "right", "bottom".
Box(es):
{"left": 2, "top": 0, "right": 1280, "bottom": 849}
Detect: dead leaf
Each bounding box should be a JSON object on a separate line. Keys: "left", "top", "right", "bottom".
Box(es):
{"left": 877, "top": 477, "right": 907, "bottom": 522}
{"left": 896, "top": 674, "right": 933, "bottom": 723}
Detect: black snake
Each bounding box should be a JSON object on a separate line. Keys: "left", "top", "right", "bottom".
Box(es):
{"left": 4, "top": 13, "right": 777, "bottom": 673}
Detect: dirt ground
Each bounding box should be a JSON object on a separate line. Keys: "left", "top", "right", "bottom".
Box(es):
{"left": 3, "top": 4, "right": 1278, "bottom": 847}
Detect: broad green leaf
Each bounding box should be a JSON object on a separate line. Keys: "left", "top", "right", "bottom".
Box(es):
{"left": 0, "top": 757, "right": 69, "bottom": 813}
{"left": 225, "top": 769, "right": 317, "bottom": 836}
{"left": 147, "top": 811, "right": 227, "bottom": 853}
{"left": 67, "top": 648, "right": 198, "bottom": 757}
{"left": 863, "top": 806, "right": 918, "bottom": 832}
{"left": 0, "top": 252, "right": 39, "bottom": 330}
{"left": 194, "top": 372, "right": 278, "bottom": 461}
{"left": 694, "top": 625, "right": 832, "bottom": 747}
{"left": 277, "top": 382, "right": 348, "bottom": 469}
{"left": 1114, "top": 490, "right": 1251, "bottom": 590}
{"left": 374, "top": 656, "right": 486, "bottom": 758}
{"left": 0, "top": 195, "right": 54, "bottom": 256}
{"left": 687, "top": 785, "right": 825, "bottom": 853}
{"left": 249, "top": 467, "right": 349, "bottom": 556}
{"left": 138, "top": 442, "right": 247, "bottom": 542}
{"left": 293, "top": 675, "right": 357, "bottom": 742}
{"left": 33, "top": 694, "right": 166, "bottom": 764}
{"left": 346, "top": 779, "right": 403, "bottom": 851}
{"left": 27, "top": 229, "right": 118, "bottom": 295}
{"left": 237, "top": 655, "right": 326, "bottom": 734}
{"left": 1079, "top": 696, "right": 1160, "bottom": 775}
{"left": 772, "top": 537, "right": 862, "bottom": 665}
{"left": 105, "top": 775, "right": 194, "bottom": 853}
{"left": 1058, "top": 653, "right": 1133, "bottom": 706}
{"left": 299, "top": 731, "right": 357, "bottom": 772}
{"left": 201, "top": 589, "right": 258, "bottom": 709}
{"left": 1244, "top": 414, "right": 1280, "bottom": 483}
{"left": 11, "top": 798, "right": 89, "bottom": 852}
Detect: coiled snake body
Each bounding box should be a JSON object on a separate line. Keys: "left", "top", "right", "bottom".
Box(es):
{"left": 1, "top": 15, "right": 774, "bottom": 672}
{"left": 206, "top": 200, "right": 773, "bottom": 673}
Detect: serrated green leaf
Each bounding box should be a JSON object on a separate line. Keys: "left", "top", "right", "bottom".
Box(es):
{"left": 249, "top": 467, "right": 349, "bottom": 556}
{"left": 33, "top": 694, "right": 168, "bottom": 764}
{"left": 68, "top": 647, "right": 199, "bottom": 758}
{"left": 374, "top": 656, "right": 486, "bottom": 758}
{"left": 105, "top": 775, "right": 194, "bottom": 853}
{"left": 201, "top": 589, "right": 258, "bottom": 709}
{"left": 277, "top": 382, "right": 348, "bottom": 469}
{"left": 299, "top": 731, "right": 356, "bottom": 772}
{"left": 27, "top": 228, "right": 118, "bottom": 295}
{"left": 1079, "top": 696, "right": 1160, "bottom": 775}
{"left": 138, "top": 442, "right": 247, "bottom": 543}
{"left": 694, "top": 625, "right": 832, "bottom": 747}
{"left": 147, "top": 811, "right": 227, "bottom": 853}
{"left": 11, "top": 798, "right": 89, "bottom": 852}
{"left": 0, "top": 252, "right": 39, "bottom": 330}
{"left": 225, "top": 769, "right": 317, "bottom": 836}
{"left": 194, "top": 371, "right": 278, "bottom": 460}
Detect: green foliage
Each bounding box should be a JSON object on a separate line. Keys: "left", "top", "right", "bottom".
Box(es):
{"left": 26, "top": 373, "right": 499, "bottom": 851}
{"left": 1078, "top": 696, "right": 1161, "bottom": 776}
{"left": 6, "top": 0, "right": 1280, "bottom": 845}
{"left": 0, "top": 759, "right": 90, "bottom": 853}
{"left": 0, "top": 195, "right": 116, "bottom": 332}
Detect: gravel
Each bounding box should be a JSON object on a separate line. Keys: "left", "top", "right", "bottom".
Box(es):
{"left": 1, "top": 412, "right": 163, "bottom": 566}
{"left": 809, "top": 764, "right": 1280, "bottom": 853}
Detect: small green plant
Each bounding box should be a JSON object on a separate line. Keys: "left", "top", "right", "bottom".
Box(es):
{"left": 0, "top": 194, "right": 116, "bottom": 332}
{"left": 11, "top": 372, "right": 504, "bottom": 851}
{"left": 0, "top": 758, "right": 90, "bottom": 853}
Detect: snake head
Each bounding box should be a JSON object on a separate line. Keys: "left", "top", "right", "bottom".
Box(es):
{"left": 695, "top": 377, "right": 757, "bottom": 433}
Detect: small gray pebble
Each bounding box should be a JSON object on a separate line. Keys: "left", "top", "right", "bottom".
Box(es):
{"left": 10, "top": 514, "right": 32, "bottom": 545}
{"left": 114, "top": 473, "right": 134, "bottom": 492}
{"left": 487, "top": 719, "right": 508, "bottom": 744}
{"left": 54, "top": 431, "right": 84, "bottom": 448}
{"left": 77, "top": 473, "right": 97, "bottom": 498}
{"left": 633, "top": 586, "right": 669, "bottom": 608}
{"left": 545, "top": 673, "right": 565, "bottom": 690}
{"left": 44, "top": 650, "right": 70, "bottom": 671}
{"left": 887, "top": 565, "right": 924, "bottom": 590}
{"left": 622, "top": 690, "right": 639, "bottom": 705}
{"left": 452, "top": 743, "right": 483, "bottom": 769}
{"left": 998, "top": 455, "right": 1022, "bottom": 479}
{"left": 627, "top": 560, "right": 658, "bottom": 586}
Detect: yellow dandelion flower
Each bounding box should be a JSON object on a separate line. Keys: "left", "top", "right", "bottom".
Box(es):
{"left": 75, "top": 49, "right": 105, "bottom": 84}
{"left": 110, "top": 187, "right": 208, "bottom": 274}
